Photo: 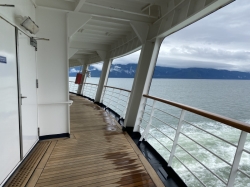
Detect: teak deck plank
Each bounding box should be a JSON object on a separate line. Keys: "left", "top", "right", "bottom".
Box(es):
{"left": 24, "top": 94, "right": 164, "bottom": 187}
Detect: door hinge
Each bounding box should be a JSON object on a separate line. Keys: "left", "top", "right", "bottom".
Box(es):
{"left": 38, "top": 127, "right": 40, "bottom": 136}
{"left": 36, "top": 79, "right": 39, "bottom": 88}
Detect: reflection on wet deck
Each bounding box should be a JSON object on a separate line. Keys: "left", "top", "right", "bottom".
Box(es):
{"left": 14, "top": 94, "right": 164, "bottom": 187}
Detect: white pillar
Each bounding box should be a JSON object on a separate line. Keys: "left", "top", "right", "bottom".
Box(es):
{"left": 77, "top": 64, "right": 88, "bottom": 95}
{"left": 95, "top": 58, "right": 112, "bottom": 102}
{"left": 124, "top": 38, "right": 163, "bottom": 130}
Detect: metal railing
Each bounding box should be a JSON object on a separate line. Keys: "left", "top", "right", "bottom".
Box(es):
{"left": 69, "top": 81, "right": 250, "bottom": 186}
{"left": 139, "top": 94, "right": 250, "bottom": 187}
{"left": 69, "top": 81, "right": 79, "bottom": 93}
{"left": 101, "top": 86, "right": 131, "bottom": 119}
{"left": 82, "top": 83, "right": 98, "bottom": 99}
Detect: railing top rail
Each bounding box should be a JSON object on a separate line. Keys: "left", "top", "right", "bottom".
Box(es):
{"left": 83, "top": 83, "right": 98, "bottom": 86}
{"left": 69, "top": 81, "right": 82, "bottom": 85}
{"left": 143, "top": 94, "right": 250, "bottom": 133}
{"left": 104, "top": 85, "right": 131, "bottom": 93}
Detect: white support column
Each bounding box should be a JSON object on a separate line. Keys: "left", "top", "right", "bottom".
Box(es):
{"left": 124, "top": 37, "right": 163, "bottom": 129}
{"left": 77, "top": 64, "right": 88, "bottom": 94}
{"left": 81, "top": 64, "right": 89, "bottom": 95}
{"left": 95, "top": 58, "right": 113, "bottom": 102}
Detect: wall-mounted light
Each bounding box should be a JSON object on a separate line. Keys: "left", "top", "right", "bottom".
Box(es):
{"left": 21, "top": 17, "right": 39, "bottom": 34}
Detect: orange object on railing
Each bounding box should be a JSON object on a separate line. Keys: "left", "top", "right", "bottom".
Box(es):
{"left": 75, "top": 73, "right": 82, "bottom": 84}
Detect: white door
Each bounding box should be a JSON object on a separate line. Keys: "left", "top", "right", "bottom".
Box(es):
{"left": 0, "top": 20, "right": 21, "bottom": 185}
{"left": 18, "top": 32, "right": 38, "bottom": 157}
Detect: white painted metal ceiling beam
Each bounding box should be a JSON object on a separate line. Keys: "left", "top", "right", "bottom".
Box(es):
{"left": 37, "top": 0, "right": 234, "bottom": 64}
{"left": 67, "top": 12, "right": 92, "bottom": 37}
{"left": 83, "top": 2, "right": 157, "bottom": 19}
{"left": 148, "top": 0, "right": 234, "bottom": 40}
{"left": 72, "top": 36, "right": 116, "bottom": 44}
{"left": 74, "top": 0, "right": 86, "bottom": 12}
{"left": 69, "top": 59, "right": 88, "bottom": 67}
{"left": 68, "top": 48, "right": 78, "bottom": 59}
{"left": 36, "top": 2, "right": 156, "bottom": 23}
{"left": 70, "top": 41, "right": 110, "bottom": 51}
{"left": 96, "top": 51, "right": 107, "bottom": 61}
{"left": 130, "top": 21, "right": 149, "bottom": 43}
{"left": 73, "top": 33, "right": 122, "bottom": 41}
{"left": 77, "top": 49, "right": 97, "bottom": 55}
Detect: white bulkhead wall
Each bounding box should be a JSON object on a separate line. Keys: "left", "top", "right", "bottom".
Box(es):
{"left": 36, "top": 8, "right": 69, "bottom": 136}
{"left": 0, "top": 19, "right": 20, "bottom": 186}
{"left": 0, "top": 0, "right": 36, "bottom": 185}
{"left": 0, "top": 1, "right": 70, "bottom": 136}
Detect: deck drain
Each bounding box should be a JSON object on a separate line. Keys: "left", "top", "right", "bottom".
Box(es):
{"left": 6, "top": 141, "right": 51, "bottom": 187}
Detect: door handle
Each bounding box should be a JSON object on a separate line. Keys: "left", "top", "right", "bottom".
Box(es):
{"left": 20, "top": 95, "right": 27, "bottom": 105}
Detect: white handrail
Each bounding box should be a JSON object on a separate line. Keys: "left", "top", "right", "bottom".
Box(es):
{"left": 139, "top": 94, "right": 250, "bottom": 187}
{"left": 101, "top": 86, "right": 131, "bottom": 120}
{"left": 70, "top": 82, "right": 250, "bottom": 186}
{"left": 82, "top": 83, "right": 98, "bottom": 99}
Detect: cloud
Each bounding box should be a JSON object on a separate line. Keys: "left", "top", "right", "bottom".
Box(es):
{"left": 113, "top": 0, "right": 250, "bottom": 72}
{"left": 113, "top": 50, "right": 141, "bottom": 65}
{"left": 90, "top": 63, "right": 103, "bottom": 71}
{"left": 69, "top": 68, "right": 78, "bottom": 73}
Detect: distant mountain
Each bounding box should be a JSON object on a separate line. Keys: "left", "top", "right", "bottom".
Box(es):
{"left": 69, "top": 64, "right": 250, "bottom": 79}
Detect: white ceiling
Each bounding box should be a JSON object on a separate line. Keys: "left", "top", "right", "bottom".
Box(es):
{"left": 34, "top": 0, "right": 234, "bottom": 67}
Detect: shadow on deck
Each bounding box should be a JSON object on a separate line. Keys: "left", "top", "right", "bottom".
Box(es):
{"left": 5, "top": 94, "right": 164, "bottom": 187}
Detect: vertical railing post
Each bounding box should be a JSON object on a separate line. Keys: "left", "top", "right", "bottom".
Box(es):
{"left": 108, "top": 88, "right": 114, "bottom": 108}
{"left": 82, "top": 83, "right": 86, "bottom": 96}
{"left": 227, "top": 131, "right": 247, "bottom": 187}
{"left": 139, "top": 100, "right": 156, "bottom": 141}
{"left": 93, "top": 85, "right": 95, "bottom": 99}
{"left": 168, "top": 109, "right": 186, "bottom": 166}
{"left": 84, "top": 84, "right": 87, "bottom": 96}
{"left": 101, "top": 86, "right": 106, "bottom": 103}
{"left": 74, "top": 83, "right": 77, "bottom": 93}
{"left": 89, "top": 85, "right": 92, "bottom": 98}
{"left": 123, "top": 92, "right": 130, "bottom": 121}
{"left": 87, "top": 85, "right": 91, "bottom": 97}
{"left": 115, "top": 90, "right": 121, "bottom": 114}
{"left": 93, "top": 84, "right": 97, "bottom": 100}
{"left": 91, "top": 85, "right": 94, "bottom": 99}
{"left": 71, "top": 82, "right": 74, "bottom": 92}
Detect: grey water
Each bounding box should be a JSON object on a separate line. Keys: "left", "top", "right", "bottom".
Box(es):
{"left": 84, "top": 77, "right": 250, "bottom": 122}
{"left": 73, "top": 77, "right": 250, "bottom": 187}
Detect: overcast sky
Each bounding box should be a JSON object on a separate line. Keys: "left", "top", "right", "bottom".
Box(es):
{"left": 110, "top": 0, "right": 250, "bottom": 72}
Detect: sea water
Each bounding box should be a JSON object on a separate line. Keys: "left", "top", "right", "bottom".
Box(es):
{"left": 70, "top": 77, "right": 250, "bottom": 187}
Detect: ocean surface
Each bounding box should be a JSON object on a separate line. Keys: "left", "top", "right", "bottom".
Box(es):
{"left": 69, "top": 77, "right": 250, "bottom": 187}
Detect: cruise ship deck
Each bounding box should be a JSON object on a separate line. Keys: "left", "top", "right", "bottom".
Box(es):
{"left": 5, "top": 94, "right": 164, "bottom": 187}
{"left": 2, "top": 0, "right": 248, "bottom": 186}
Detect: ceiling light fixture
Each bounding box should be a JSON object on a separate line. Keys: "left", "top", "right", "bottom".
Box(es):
{"left": 21, "top": 17, "right": 39, "bottom": 34}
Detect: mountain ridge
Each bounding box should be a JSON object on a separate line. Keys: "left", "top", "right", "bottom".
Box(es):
{"left": 69, "top": 64, "right": 250, "bottom": 80}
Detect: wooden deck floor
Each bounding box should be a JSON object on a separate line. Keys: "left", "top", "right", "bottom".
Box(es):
{"left": 10, "top": 94, "right": 164, "bottom": 187}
